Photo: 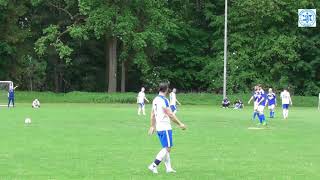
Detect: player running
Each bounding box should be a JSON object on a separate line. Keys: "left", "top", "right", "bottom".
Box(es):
{"left": 137, "top": 87, "right": 149, "bottom": 115}
{"left": 280, "top": 88, "right": 292, "bottom": 119}
{"left": 148, "top": 82, "right": 186, "bottom": 174}
{"left": 267, "top": 88, "right": 277, "bottom": 118}
{"left": 248, "top": 86, "right": 259, "bottom": 120}
{"left": 256, "top": 85, "right": 267, "bottom": 125}
{"left": 169, "top": 88, "right": 181, "bottom": 114}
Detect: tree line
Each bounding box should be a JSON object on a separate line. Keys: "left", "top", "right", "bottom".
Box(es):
{"left": 0, "top": 0, "right": 319, "bottom": 95}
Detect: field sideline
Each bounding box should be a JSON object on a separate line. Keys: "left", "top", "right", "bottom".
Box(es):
{"left": 0, "top": 103, "right": 319, "bottom": 179}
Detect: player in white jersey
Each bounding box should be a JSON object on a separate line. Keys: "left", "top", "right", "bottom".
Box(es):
{"left": 137, "top": 87, "right": 149, "bottom": 115}
{"left": 280, "top": 88, "right": 292, "bottom": 119}
{"left": 169, "top": 88, "right": 181, "bottom": 114}
{"left": 148, "top": 83, "right": 186, "bottom": 174}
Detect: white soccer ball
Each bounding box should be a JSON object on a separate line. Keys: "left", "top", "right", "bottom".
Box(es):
{"left": 25, "top": 118, "right": 31, "bottom": 124}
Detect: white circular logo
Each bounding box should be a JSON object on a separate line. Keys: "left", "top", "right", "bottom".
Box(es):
{"left": 299, "top": 9, "right": 316, "bottom": 27}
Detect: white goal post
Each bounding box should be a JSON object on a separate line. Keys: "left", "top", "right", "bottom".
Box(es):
{"left": 0, "top": 81, "right": 13, "bottom": 107}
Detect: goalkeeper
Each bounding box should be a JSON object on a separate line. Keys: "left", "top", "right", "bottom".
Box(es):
{"left": 8, "top": 85, "right": 18, "bottom": 108}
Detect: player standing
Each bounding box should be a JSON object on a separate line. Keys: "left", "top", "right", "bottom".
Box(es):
{"left": 267, "top": 88, "right": 277, "bottom": 118}
{"left": 248, "top": 86, "right": 259, "bottom": 120}
{"left": 280, "top": 88, "right": 292, "bottom": 119}
{"left": 169, "top": 88, "right": 181, "bottom": 114}
{"left": 256, "top": 85, "right": 267, "bottom": 125}
{"left": 148, "top": 82, "right": 186, "bottom": 174}
{"left": 8, "top": 85, "right": 18, "bottom": 108}
{"left": 137, "top": 87, "right": 149, "bottom": 115}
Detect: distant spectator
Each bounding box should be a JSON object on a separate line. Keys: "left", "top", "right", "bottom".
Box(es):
{"left": 222, "top": 98, "right": 230, "bottom": 108}
{"left": 32, "top": 99, "right": 41, "bottom": 108}
{"left": 234, "top": 99, "right": 244, "bottom": 109}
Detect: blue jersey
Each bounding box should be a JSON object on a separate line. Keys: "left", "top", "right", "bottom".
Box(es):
{"left": 8, "top": 89, "right": 14, "bottom": 98}
{"left": 267, "top": 93, "right": 276, "bottom": 106}
{"left": 253, "top": 91, "right": 259, "bottom": 103}
{"left": 257, "top": 90, "right": 267, "bottom": 106}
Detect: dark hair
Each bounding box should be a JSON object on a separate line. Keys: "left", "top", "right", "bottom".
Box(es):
{"left": 158, "top": 82, "right": 169, "bottom": 93}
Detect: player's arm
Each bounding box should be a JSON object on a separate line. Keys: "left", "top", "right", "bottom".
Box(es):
{"left": 176, "top": 99, "right": 181, "bottom": 105}
{"left": 144, "top": 97, "right": 150, "bottom": 103}
{"left": 13, "top": 86, "right": 18, "bottom": 90}
{"left": 148, "top": 110, "right": 156, "bottom": 135}
{"left": 248, "top": 96, "right": 253, "bottom": 104}
{"left": 163, "top": 108, "right": 186, "bottom": 130}
{"left": 289, "top": 95, "right": 293, "bottom": 105}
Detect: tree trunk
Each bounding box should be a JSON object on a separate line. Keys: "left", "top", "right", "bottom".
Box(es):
{"left": 108, "top": 37, "right": 118, "bottom": 92}
{"left": 54, "top": 66, "right": 59, "bottom": 93}
{"left": 121, "top": 61, "right": 126, "bottom": 92}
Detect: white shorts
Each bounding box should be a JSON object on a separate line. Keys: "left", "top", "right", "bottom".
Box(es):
{"left": 253, "top": 102, "right": 259, "bottom": 110}
{"left": 268, "top": 104, "right": 275, "bottom": 110}
{"left": 257, "top": 105, "right": 265, "bottom": 112}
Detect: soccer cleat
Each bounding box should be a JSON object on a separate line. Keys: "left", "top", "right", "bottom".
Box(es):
{"left": 148, "top": 164, "right": 158, "bottom": 174}
{"left": 166, "top": 168, "right": 176, "bottom": 173}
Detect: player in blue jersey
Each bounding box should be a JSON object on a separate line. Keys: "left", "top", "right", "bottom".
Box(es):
{"left": 148, "top": 82, "right": 186, "bottom": 174}
{"left": 248, "top": 86, "right": 259, "bottom": 120}
{"left": 267, "top": 88, "right": 277, "bottom": 118}
{"left": 256, "top": 85, "right": 267, "bottom": 125}
{"left": 8, "top": 85, "right": 18, "bottom": 108}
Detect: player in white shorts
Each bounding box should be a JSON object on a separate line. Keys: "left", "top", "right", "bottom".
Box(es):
{"left": 280, "top": 88, "right": 292, "bottom": 119}
{"left": 169, "top": 88, "right": 181, "bottom": 114}
{"left": 137, "top": 87, "right": 149, "bottom": 115}
{"left": 148, "top": 82, "right": 186, "bottom": 174}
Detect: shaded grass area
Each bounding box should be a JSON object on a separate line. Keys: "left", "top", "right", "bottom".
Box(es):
{"left": 11, "top": 91, "right": 319, "bottom": 107}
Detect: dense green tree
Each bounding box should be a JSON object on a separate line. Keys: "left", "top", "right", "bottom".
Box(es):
{"left": 0, "top": 0, "right": 318, "bottom": 95}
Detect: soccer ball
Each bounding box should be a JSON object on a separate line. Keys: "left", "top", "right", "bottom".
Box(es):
{"left": 25, "top": 118, "right": 31, "bottom": 124}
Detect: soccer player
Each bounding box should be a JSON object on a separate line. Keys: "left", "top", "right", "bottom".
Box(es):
{"left": 280, "top": 88, "right": 292, "bottom": 119}
{"left": 267, "top": 88, "right": 277, "bottom": 118}
{"left": 169, "top": 88, "right": 181, "bottom": 114}
{"left": 32, "top": 99, "right": 41, "bottom": 108}
{"left": 148, "top": 82, "right": 186, "bottom": 174}
{"left": 248, "top": 86, "right": 259, "bottom": 120}
{"left": 137, "top": 87, "right": 149, "bottom": 115}
{"left": 8, "top": 85, "right": 18, "bottom": 108}
{"left": 256, "top": 85, "right": 267, "bottom": 125}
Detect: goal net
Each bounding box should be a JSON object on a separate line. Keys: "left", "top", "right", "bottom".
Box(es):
{"left": 0, "top": 81, "right": 13, "bottom": 107}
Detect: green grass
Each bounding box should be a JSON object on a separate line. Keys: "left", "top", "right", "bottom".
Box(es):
{"left": 12, "top": 91, "right": 319, "bottom": 107}
{"left": 0, "top": 103, "right": 319, "bottom": 179}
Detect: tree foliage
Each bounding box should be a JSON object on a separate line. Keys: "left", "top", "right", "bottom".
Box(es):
{"left": 0, "top": 0, "right": 319, "bottom": 95}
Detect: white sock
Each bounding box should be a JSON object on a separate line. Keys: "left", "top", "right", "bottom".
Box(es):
{"left": 283, "top": 110, "right": 286, "bottom": 118}
{"left": 142, "top": 107, "right": 146, "bottom": 115}
{"left": 156, "top": 148, "right": 167, "bottom": 161}
{"left": 164, "top": 152, "right": 172, "bottom": 170}
{"left": 286, "top": 110, "right": 289, "bottom": 118}
{"left": 138, "top": 107, "right": 141, "bottom": 115}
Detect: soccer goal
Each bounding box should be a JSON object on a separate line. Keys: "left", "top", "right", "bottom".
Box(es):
{"left": 0, "top": 81, "right": 13, "bottom": 107}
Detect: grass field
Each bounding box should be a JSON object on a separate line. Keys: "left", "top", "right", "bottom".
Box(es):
{"left": 0, "top": 103, "right": 319, "bottom": 179}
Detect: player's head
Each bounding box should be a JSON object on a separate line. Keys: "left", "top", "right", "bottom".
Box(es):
{"left": 268, "top": 88, "right": 273, "bottom": 93}
{"left": 283, "top": 87, "right": 288, "bottom": 92}
{"left": 257, "top": 84, "right": 262, "bottom": 90}
{"left": 172, "top": 88, "right": 177, "bottom": 93}
{"left": 141, "top": 87, "right": 145, "bottom": 92}
{"left": 159, "top": 82, "right": 169, "bottom": 94}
